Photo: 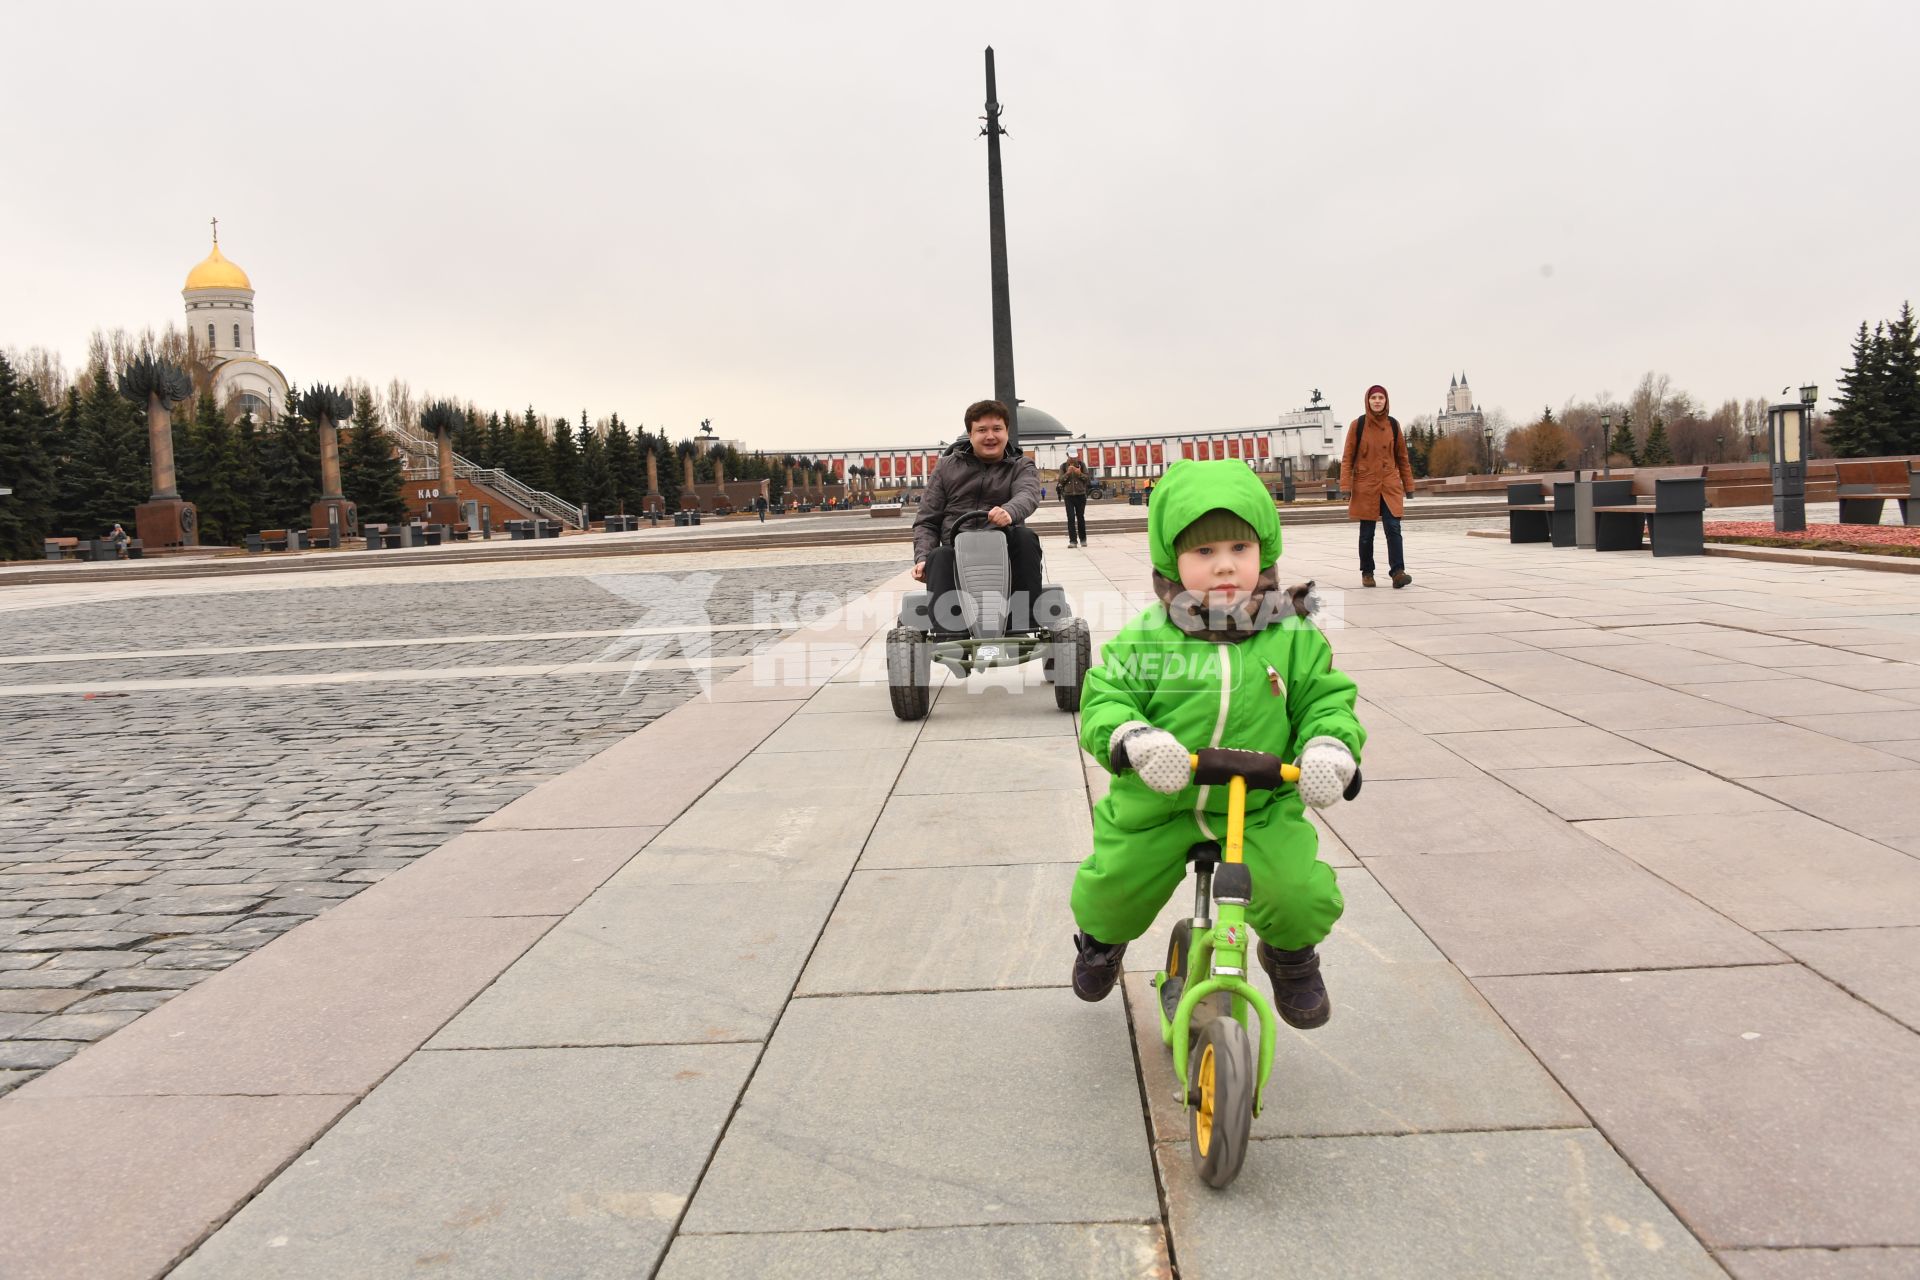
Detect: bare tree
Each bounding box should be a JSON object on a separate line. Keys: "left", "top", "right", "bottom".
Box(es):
{"left": 3, "top": 346, "right": 71, "bottom": 403}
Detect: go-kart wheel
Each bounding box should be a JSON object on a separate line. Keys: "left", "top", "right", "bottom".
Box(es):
{"left": 1052, "top": 618, "right": 1091, "bottom": 712}
{"left": 1189, "top": 1015, "right": 1254, "bottom": 1189}
{"left": 886, "top": 625, "right": 932, "bottom": 721}
{"left": 1161, "top": 919, "right": 1231, "bottom": 1065}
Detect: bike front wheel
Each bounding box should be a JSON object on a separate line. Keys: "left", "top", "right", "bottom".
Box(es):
{"left": 1189, "top": 1015, "right": 1254, "bottom": 1189}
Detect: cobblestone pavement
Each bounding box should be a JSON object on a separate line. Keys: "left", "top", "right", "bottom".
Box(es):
{"left": 0, "top": 558, "right": 894, "bottom": 1090}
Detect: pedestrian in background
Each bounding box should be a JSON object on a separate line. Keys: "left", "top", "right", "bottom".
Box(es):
{"left": 1340, "top": 385, "right": 1415, "bottom": 588}
{"left": 1059, "top": 456, "right": 1091, "bottom": 548}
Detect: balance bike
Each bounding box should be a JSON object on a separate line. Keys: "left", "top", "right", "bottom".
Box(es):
{"left": 1147, "top": 747, "right": 1361, "bottom": 1189}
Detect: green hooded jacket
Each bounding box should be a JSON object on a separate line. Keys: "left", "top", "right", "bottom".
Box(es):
{"left": 1078, "top": 460, "right": 1366, "bottom": 829}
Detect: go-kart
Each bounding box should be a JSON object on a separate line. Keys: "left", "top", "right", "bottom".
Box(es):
{"left": 887, "top": 510, "right": 1091, "bottom": 720}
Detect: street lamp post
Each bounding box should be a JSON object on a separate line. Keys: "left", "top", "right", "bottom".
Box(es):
{"left": 1768, "top": 384, "right": 1816, "bottom": 533}
{"left": 1600, "top": 411, "right": 1613, "bottom": 478}
{"left": 1484, "top": 426, "right": 1495, "bottom": 475}
{"left": 1717, "top": 434, "right": 1725, "bottom": 462}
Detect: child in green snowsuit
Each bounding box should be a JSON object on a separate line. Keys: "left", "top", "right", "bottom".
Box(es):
{"left": 1070, "top": 459, "right": 1365, "bottom": 1028}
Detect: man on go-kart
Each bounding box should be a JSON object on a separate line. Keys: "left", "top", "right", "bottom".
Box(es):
{"left": 911, "top": 399, "right": 1044, "bottom": 632}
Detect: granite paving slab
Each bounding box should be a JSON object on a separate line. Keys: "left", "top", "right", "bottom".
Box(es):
{"left": 1750, "top": 770, "right": 1920, "bottom": 842}
{"left": 1759, "top": 927, "right": 1920, "bottom": 1031}
{"left": 322, "top": 826, "right": 661, "bottom": 921}
{"left": 918, "top": 684, "right": 1081, "bottom": 740}
{"left": 757, "top": 709, "right": 926, "bottom": 752}
{"left": 1581, "top": 812, "right": 1920, "bottom": 931}
{"left": 172, "top": 1045, "right": 757, "bottom": 1280}
{"left": 1492, "top": 761, "right": 1780, "bottom": 820}
{"left": 1780, "top": 709, "right": 1920, "bottom": 743}
{"left": 429, "top": 878, "right": 842, "bottom": 1049}
{"left": 894, "top": 737, "right": 1086, "bottom": 795}
{"left": 1479, "top": 966, "right": 1920, "bottom": 1247}
{"left": 1553, "top": 687, "right": 1766, "bottom": 730}
{"left": 859, "top": 788, "right": 1094, "bottom": 869}
{"left": 16, "top": 914, "right": 554, "bottom": 1098}
{"left": 1365, "top": 691, "right": 1578, "bottom": 734}
{"left": 1718, "top": 1247, "right": 1920, "bottom": 1279}
{"left": 1158, "top": 1129, "right": 1724, "bottom": 1280}
{"left": 660, "top": 1223, "right": 1172, "bottom": 1279}
{"left": 1366, "top": 846, "right": 1783, "bottom": 975}
{"left": 1320, "top": 776, "right": 1597, "bottom": 858}
{"left": 1433, "top": 726, "right": 1664, "bottom": 771}
{"left": 1670, "top": 678, "right": 1913, "bottom": 718}
{"left": 798, "top": 863, "right": 1078, "bottom": 994}
{"left": 1622, "top": 723, "right": 1915, "bottom": 777}
{"left": 0, "top": 1093, "right": 353, "bottom": 1280}
{"left": 679, "top": 989, "right": 1158, "bottom": 1233}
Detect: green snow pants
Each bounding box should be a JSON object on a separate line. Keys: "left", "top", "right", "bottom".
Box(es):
{"left": 1071, "top": 793, "right": 1344, "bottom": 952}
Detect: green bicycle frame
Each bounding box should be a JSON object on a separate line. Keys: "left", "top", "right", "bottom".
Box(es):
{"left": 1154, "top": 773, "right": 1282, "bottom": 1118}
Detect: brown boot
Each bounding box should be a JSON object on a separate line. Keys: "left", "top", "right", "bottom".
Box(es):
{"left": 1391, "top": 571, "right": 1412, "bottom": 589}
{"left": 1361, "top": 572, "right": 1376, "bottom": 588}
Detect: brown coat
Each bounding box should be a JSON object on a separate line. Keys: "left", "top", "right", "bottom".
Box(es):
{"left": 1341, "top": 416, "right": 1416, "bottom": 521}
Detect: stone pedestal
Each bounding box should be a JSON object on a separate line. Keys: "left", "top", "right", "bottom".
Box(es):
{"left": 310, "top": 498, "right": 359, "bottom": 546}
{"left": 424, "top": 498, "right": 463, "bottom": 527}
{"left": 135, "top": 497, "right": 198, "bottom": 550}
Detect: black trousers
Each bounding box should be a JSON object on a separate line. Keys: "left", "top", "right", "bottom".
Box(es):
{"left": 923, "top": 524, "right": 1044, "bottom": 631}
{"left": 1063, "top": 496, "right": 1088, "bottom": 543}
{"left": 1358, "top": 506, "right": 1405, "bottom": 574}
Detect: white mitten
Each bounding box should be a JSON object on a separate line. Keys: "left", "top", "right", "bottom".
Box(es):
{"left": 1109, "top": 721, "right": 1190, "bottom": 795}
{"left": 1295, "top": 736, "right": 1356, "bottom": 809}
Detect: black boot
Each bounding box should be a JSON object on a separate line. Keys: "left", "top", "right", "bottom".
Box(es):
{"left": 1257, "top": 942, "right": 1331, "bottom": 1029}
{"left": 1071, "top": 933, "right": 1128, "bottom": 1003}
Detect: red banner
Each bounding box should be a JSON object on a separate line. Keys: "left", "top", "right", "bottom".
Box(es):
{"left": 1118, "top": 445, "right": 1132, "bottom": 466}
{"left": 879, "top": 457, "right": 892, "bottom": 477}
{"left": 1256, "top": 437, "right": 1269, "bottom": 458}
{"left": 1242, "top": 437, "right": 1255, "bottom": 459}
{"left": 833, "top": 458, "right": 845, "bottom": 476}
{"left": 926, "top": 454, "right": 937, "bottom": 474}
{"left": 1181, "top": 441, "right": 1194, "bottom": 460}
{"left": 1228, "top": 439, "right": 1241, "bottom": 459}
{"left": 863, "top": 457, "right": 875, "bottom": 472}
{"left": 1100, "top": 446, "right": 1113, "bottom": 467}
{"left": 1152, "top": 443, "right": 1165, "bottom": 464}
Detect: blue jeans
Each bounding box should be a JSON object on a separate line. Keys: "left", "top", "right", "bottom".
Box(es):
{"left": 1358, "top": 506, "right": 1404, "bottom": 574}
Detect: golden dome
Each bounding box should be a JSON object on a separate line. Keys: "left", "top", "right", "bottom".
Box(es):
{"left": 184, "top": 238, "right": 252, "bottom": 292}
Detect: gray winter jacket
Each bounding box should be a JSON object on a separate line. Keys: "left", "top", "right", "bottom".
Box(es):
{"left": 911, "top": 443, "right": 1043, "bottom": 563}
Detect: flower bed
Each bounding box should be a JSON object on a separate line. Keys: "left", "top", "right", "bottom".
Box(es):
{"left": 1705, "top": 520, "right": 1920, "bottom": 557}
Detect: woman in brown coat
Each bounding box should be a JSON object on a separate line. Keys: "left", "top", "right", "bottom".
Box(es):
{"left": 1341, "top": 384, "right": 1416, "bottom": 588}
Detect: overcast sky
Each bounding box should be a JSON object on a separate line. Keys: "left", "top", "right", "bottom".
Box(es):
{"left": 5, "top": 1, "right": 1916, "bottom": 448}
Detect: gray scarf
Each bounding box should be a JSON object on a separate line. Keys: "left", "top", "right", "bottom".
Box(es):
{"left": 1150, "top": 568, "right": 1318, "bottom": 643}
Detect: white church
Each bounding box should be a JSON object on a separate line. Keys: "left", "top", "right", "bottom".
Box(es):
{"left": 182, "top": 224, "right": 290, "bottom": 421}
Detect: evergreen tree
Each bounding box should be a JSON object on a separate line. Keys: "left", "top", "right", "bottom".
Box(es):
{"left": 605, "top": 413, "right": 643, "bottom": 512}
{"left": 550, "top": 411, "right": 582, "bottom": 501}
{"left": 1881, "top": 301, "right": 1920, "bottom": 454}
{"left": 1641, "top": 415, "right": 1674, "bottom": 465}
{"left": 230, "top": 410, "right": 267, "bottom": 532}
{"left": 50, "top": 387, "right": 87, "bottom": 534}
{"left": 260, "top": 390, "right": 320, "bottom": 527}
{"left": 453, "top": 408, "right": 485, "bottom": 463}
{"left": 67, "top": 366, "right": 148, "bottom": 534}
{"left": 1827, "top": 320, "right": 1885, "bottom": 457}
{"left": 511, "top": 407, "right": 554, "bottom": 491}
{"left": 579, "top": 420, "right": 615, "bottom": 515}
{"left": 1608, "top": 411, "right": 1639, "bottom": 466}
{"left": 483, "top": 411, "right": 509, "bottom": 470}
{"left": 653, "top": 433, "right": 682, "bottom": 507}
{"left": 0, "top": 353, "right": 59, "bottom": 559}
{"left": 191, "top": 403, "right": 251, "bottom": 545}
{"left": 341, "top": 389, "right": 408, "bottom": 524}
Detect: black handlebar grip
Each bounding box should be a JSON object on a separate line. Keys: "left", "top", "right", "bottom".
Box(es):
{"left": 1343, "top": 768, "right": 1363, "bottom": 802}
{"left": 1192, "top": 748, "right": 1286, "bottom": 791}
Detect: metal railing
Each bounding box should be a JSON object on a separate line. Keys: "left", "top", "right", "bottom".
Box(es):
{"left": 388, "top": 422, "right": 583, "bottom": 528}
